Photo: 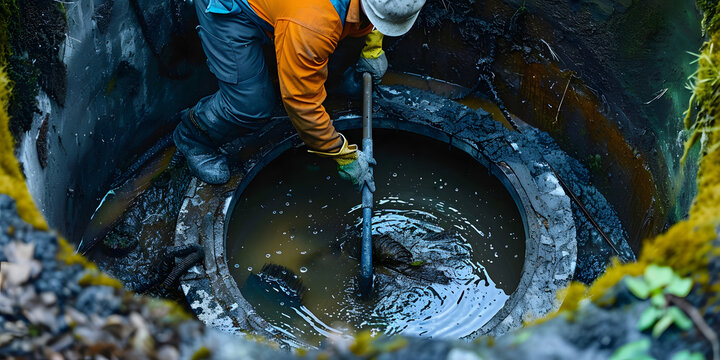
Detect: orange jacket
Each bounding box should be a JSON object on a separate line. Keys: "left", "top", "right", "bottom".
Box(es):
{"left": 246, "top": 0, "right": 373, "bottom": 152}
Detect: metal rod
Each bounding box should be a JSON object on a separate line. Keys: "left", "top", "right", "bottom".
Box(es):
{"left": 546, "top": 161, "right": 626, "bottom": 260}
{"left": 360, "top": 73, "right": 374, "bottom": 297}
{"left": 500, "top": 109, "right": 627, "bottom": 261}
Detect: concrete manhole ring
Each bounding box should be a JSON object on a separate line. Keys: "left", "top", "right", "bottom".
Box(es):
{"left": 174, "top": 87, "right": 577, "bottom": 344}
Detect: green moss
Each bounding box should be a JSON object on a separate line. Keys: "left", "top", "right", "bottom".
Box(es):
{"left": 77, "top": 270, "right": 123, "bottom": 289}
{"left": 587, "top": 154, "right": 603, "bottom": 173}
{"left": 0, "top": 69, "right": 47, "bottom": 229}
{"left": 6, "top": 55, "right": 39, "bottom": 139}
{"left": 190, "top": 346, "right": 212, "bottom": 360}
{"left": 349, "top": 331, "right": 408, "bottom": 357}
{"left": 697, "top": 0, "right": 720, "bottom": 35}
{"left": 105, "top": 76, "right": 116, "bottom": 95}
{"left": 0, "top": 0, "right": 18, "bottom": 62}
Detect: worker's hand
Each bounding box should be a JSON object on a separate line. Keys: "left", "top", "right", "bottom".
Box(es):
{"left": 336, "top": 150, "right": 377, "bottom": 193}
{"left": 355, "top": 52, "right": 388, "bottom": 85}
{"left": 337, "top": 54, "right": 387, "bottom": 97}
{"left": 357, "top": 30, "right": 387, "bottom": 85}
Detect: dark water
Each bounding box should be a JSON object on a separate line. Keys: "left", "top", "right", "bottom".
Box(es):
{"left": 227, "top": 130, "right": 525, "bottom": 347}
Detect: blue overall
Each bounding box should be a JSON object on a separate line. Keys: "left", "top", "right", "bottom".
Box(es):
{"left": 191, "top": 0, "right": 275, "bottom": 136}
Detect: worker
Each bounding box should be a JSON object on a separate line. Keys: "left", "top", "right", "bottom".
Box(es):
{"left": 173, "top": 0, "right": 426, "bottom": 190}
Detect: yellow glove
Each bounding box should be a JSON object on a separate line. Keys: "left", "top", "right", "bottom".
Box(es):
{"left": 356, "top": 30, "right": 387, "bottom": 85}
{"left": 307, "top": 133, "right": 358, "bottom": 166}
{"left": 361, "top": 30, "right": 385, "bottom": 60}
{"left": 307, "top": 134, "right": 376, "bottom": 192}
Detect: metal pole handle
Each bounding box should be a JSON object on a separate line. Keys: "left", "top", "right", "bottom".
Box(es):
{"left": 359, "top": 72, "right": 374, "bottom": 297}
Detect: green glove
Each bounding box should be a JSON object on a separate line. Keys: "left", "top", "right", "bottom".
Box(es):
{"left": 337, "top": 150, "right": 377, "bottom": 193}
{"left": 307, "top": 134, "right": 376, "bottom": 193}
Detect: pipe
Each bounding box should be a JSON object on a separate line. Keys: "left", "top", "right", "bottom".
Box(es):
{"left": 360, "top": 72, "right": 374, "bottom": 297}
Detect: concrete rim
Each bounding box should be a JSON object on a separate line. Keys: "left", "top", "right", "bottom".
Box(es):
{"left": 175, "top": 104, "right": 577, "bottom": 345}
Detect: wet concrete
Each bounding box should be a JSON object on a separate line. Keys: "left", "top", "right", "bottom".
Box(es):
{"left": 383, "top": 0, "right": 703, "bottom": 248}
{"left": 375, "top": 86, "right": 634, "bottom": 283}
{"left": 174, "top": 86, "right": 578, "bottom": 345}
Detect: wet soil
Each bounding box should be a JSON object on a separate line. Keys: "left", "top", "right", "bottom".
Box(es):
{"left": 84, "top": 152, "right": 192, "bottom": 298}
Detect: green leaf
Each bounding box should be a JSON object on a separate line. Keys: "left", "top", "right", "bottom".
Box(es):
{"left": 645, "top": 265, "right": 675, "bottom": 290}
{"left": 667, "top": 307, "right": 694, "bottom": 331}
{"left": 610, "top": 339, "right": 654, "bottom": 360}
{"left": 626, "top": 277, "right": 651, "bottom": 299}
{"left": 410, "top": 260, "right": 425, "bottom": 266}
{"left": 651, "top": 292, "right": 667, "bottom": 308}
{"left": 653, "top": 312, "right": 674, "bottom": 337}
{"left": 638, "top": 306, "right": 663, "bottom": 331}
{"left": 666, "top": 276, "right": 693, "bottom": 297}
{"left": 671, "top": 350, "right": 706, "bottom": 360}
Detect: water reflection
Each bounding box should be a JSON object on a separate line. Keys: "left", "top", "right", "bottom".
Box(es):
{"left": 227, "top": 130, "right": 524, "bottom": 347}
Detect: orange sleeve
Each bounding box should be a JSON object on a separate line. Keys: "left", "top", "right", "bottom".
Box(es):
{"left": 274, "top": 20, "right": 343, "bottom": 152}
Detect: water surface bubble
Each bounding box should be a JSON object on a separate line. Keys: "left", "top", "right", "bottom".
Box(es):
{"left": 300, "top": 267, "right": 308, "bottom": 273}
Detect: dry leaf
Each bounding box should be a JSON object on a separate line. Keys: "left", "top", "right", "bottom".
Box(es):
{"left": 1, "top": 261, "right": 33, "bottom": 286}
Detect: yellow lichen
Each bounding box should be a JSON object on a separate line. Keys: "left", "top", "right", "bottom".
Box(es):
{"left": 146, "top": 298, "right": 193, "bottom": 324}
{"left": 57, "top": 238, "right": 125, "bottom": 289}
{"left": 349, "top": 331, "right": 408, "bottom": 357}
{"left": 57, "top": 237, "right": 97, "bottom": 268}
{"left": 77, "top": 269, "right": 123, "bottom": 289}
{"left": 190, "top": 346, "right": 211, "bottom": 360}
{"left": 349, "top": 331, "right": 375, "bottom": 356}
{"left": 0, "top": 68, "right": 47, "bottom": 230}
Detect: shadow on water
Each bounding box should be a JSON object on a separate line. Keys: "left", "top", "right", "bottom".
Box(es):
{"left": 227, "top": 130, "right": 526, "bottom": 347}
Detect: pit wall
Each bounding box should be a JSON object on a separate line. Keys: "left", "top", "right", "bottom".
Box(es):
{"left": 6, "top": 0, "right": 216, "bottom": 241}
{"left": 385, "top": 0, "right": 704, "bottom": 250}
{"left": 1, "top": 0, "right": 703, "bottom": 250}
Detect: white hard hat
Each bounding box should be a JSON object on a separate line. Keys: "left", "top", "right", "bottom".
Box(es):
{"left": 360, "top": 0, "right": 426, "bottom": 37}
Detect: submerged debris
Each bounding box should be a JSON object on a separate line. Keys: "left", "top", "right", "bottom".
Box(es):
{"left": 134, "top": 244, "right": 204, "bottom": 295}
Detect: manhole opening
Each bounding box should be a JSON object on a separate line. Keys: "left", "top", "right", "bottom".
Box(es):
{"left": 226, "top": 129, "right": 526, "bottom": 346}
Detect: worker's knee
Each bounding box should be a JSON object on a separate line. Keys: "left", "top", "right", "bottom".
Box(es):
{"left": 219, "top": 72, "right": 276, "bottom": 120}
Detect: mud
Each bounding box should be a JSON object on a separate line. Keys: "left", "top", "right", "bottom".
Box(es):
{"left": 85, "top": 155, "right": 192, "bottom": 297}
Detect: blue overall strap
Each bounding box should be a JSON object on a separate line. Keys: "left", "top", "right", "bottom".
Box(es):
{"left": 206, "top": 0, "right": 242, "bottom": 14}
{"left": 237, "top": 0, "right": 275, "bottom": 33}
{"left": 329, "top": 0, "right": 351, "bottom": 26}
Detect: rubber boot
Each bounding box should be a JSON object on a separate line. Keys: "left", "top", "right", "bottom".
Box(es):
{"left": 173, "top": 108, "right": 235, "bottom": 185}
